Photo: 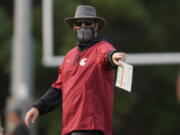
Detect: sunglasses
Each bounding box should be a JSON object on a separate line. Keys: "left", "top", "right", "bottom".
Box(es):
{"left": 73, "top": 20, "right": 95, "bottom": 27}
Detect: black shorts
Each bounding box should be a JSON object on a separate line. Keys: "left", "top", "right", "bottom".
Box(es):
{"left": 70, "top": 130, "right": 104, "bottom": 135}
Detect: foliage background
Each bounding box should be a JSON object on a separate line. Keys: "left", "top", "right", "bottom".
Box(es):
{"left": 0, "top": 0, "right": 180, "bottom": 135}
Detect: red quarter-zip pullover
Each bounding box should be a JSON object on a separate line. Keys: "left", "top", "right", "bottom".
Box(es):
{"left": 52, "top": 41, "right": 116, "bottom": 135}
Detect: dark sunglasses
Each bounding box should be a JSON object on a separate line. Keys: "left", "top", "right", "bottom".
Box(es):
{"left": 73, "top": 20, "right": 95, "bottom": 27}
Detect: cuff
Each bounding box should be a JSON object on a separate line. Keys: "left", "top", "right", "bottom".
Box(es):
{"left": 33, "top": 99, "right": 46, "bottom": 115}
{"left": 33, "top": 87, "right": 62, "bottom": 115}
{"left": 107, "top": 50, "right": 118, "bottom": 69}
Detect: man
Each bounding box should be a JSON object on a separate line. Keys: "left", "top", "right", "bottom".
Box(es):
{"left": 24, "top": 5, "right": 126, "bottom": 135}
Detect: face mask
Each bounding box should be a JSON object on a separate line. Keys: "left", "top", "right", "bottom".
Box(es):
{"left": 75, "top": 27, "right": 95, "bottom": 43}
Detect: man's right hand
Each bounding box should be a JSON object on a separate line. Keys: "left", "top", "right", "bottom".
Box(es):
{"left": 24, "top": 107, "right": 39, "bottom": 128}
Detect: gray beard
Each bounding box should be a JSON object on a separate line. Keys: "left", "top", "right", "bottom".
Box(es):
{"left": 76, "top": 27, "right": 95, "bottom": 43}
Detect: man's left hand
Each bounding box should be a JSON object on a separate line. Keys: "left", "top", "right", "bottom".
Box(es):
{"left": 112, "top": 52, "right": 126, "bottom": 66}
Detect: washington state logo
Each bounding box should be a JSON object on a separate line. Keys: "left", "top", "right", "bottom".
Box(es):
{"left": 79, "top": 58, "right": 87, "bottom": 66}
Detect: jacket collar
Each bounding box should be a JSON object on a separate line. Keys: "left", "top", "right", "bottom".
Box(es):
{"left": 76, "top": 36, "right": 113, "bottom": 51}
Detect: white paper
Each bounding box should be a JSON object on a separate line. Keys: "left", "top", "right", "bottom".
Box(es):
{"left": 115, "top": 62, "right": 133, "bottom": 92}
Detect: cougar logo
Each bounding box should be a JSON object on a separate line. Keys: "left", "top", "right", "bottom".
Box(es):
{"left": 79, "top": 58, "right": 87, "bottom": 66}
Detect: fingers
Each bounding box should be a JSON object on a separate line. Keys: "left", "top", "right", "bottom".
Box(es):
{"left": 112, "top": 52, "right": 127, "bottom": 66}
{"left": 32, "top": 112, "right": 38, "bottom": 124}
{"left": 115, "top": 52, "right": 126, "bottom": 61}
{"left": 24, "top": 108, "right": 39, "bottom": 128}
{"left": 24, "top": 112, "right": 31, "bottom": 128}
{"left": 113, "top": 60, "right": 123, "bottom": 66}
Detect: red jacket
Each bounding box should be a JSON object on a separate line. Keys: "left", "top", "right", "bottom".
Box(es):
{"left": 52, "top": 41, "right": 116, "bottom": 135}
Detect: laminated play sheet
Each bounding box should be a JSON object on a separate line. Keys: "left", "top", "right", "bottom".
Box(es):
{"left": 115, "top": 62, "right": 133, "bottom": 92}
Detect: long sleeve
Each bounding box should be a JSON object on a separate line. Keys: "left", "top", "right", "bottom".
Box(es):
{"left": 33, "top": 60, "right": 65, "bottom": 115}
{"left": 98, "top": 42, "right": 117, "bottom": 69}
{"left": 33, "top": 87, "right": 62, "bottom": 115}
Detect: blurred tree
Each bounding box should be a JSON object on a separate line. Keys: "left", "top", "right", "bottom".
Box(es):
{"left": 0, "top": 6, "right": 12, "bottom": 114}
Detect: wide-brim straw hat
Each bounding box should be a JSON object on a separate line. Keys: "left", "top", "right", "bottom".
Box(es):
{"left": 64, "top": 5, "right": 106, "bottom": 31}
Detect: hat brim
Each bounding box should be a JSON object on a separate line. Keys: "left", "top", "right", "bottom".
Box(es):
{"left": 64, "top": 17, "right": 106, "bottom": 31}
